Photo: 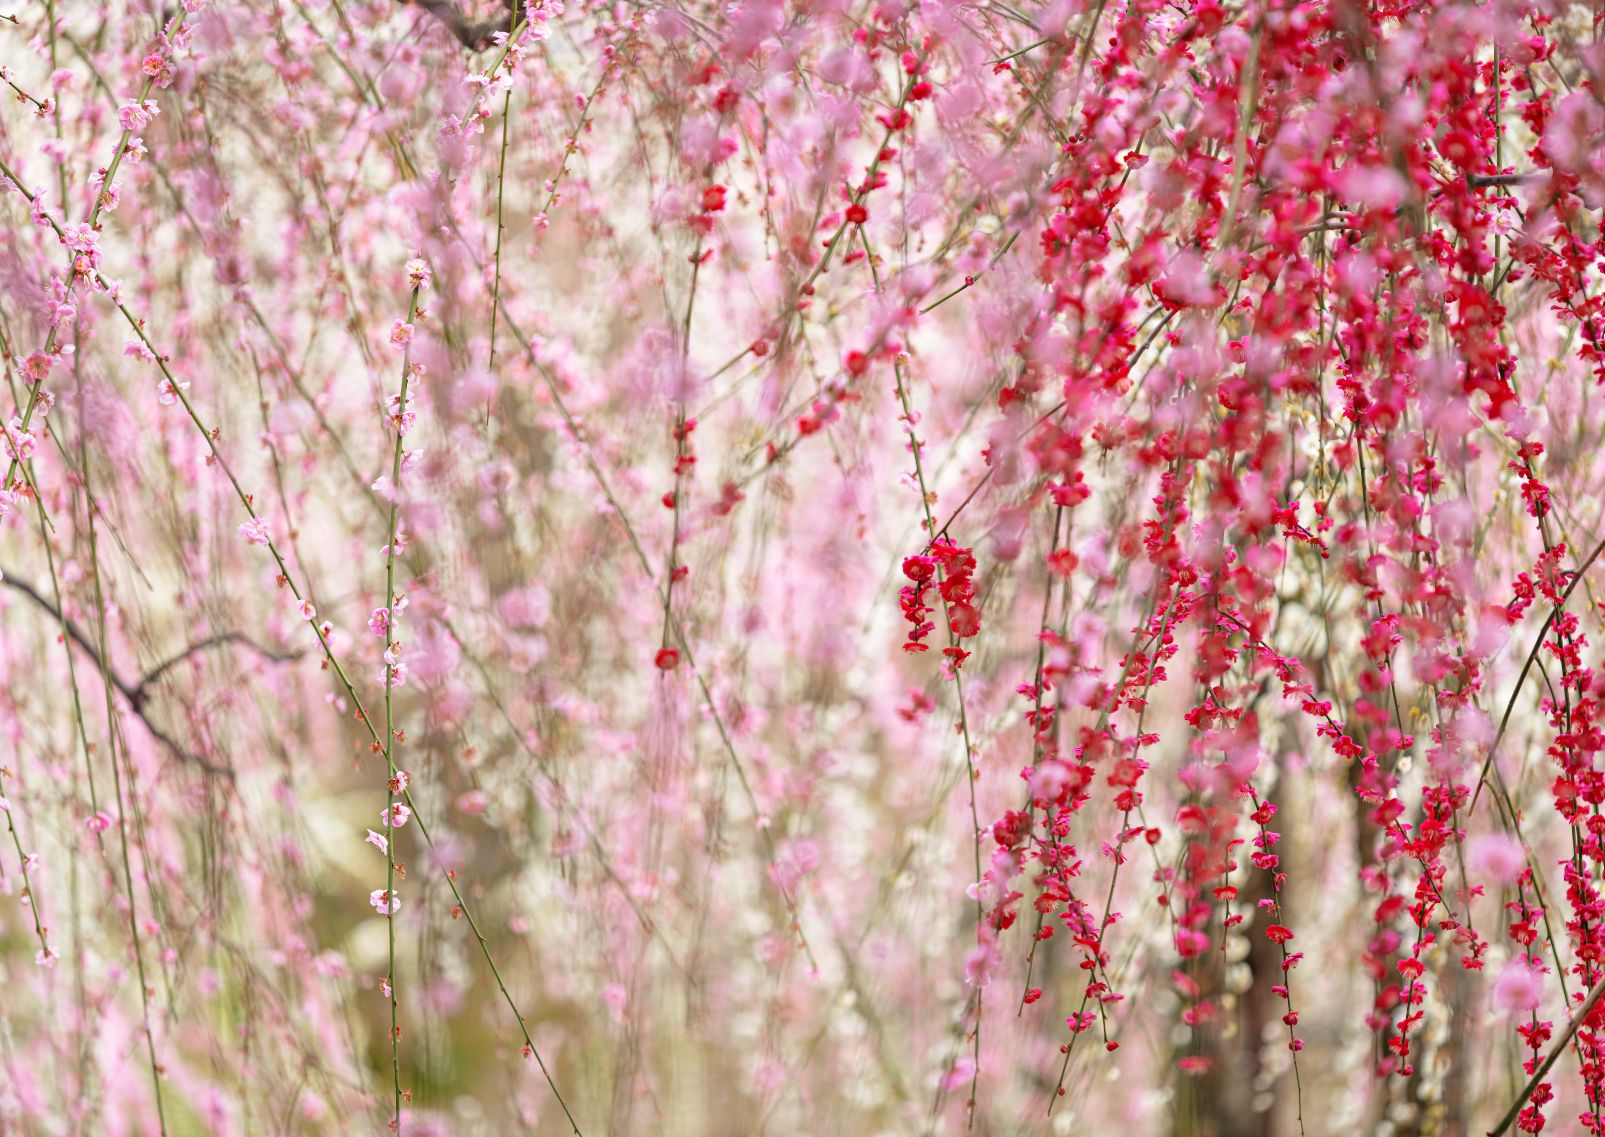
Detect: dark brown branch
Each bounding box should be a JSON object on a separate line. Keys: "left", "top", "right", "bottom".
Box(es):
{"left": 1, "top": 570, "right": 302, "bottom": 779}
{"left": 402, "top": 0, "right": 517, "bottom": 51}
{"left": 129, "top": 631, "right": 302, "bottom": 710}
{"left": 1468, "top": 171, "right": 1546, "bottom": 188}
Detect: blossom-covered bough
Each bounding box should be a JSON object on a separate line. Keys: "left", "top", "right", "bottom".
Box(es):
{"left": 4, "top": 0, "right": 1605, "bottom": 1133}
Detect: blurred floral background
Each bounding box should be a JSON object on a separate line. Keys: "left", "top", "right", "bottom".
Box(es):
{"left": 5, "top": 0, "right": 1605, "bottom": 1134}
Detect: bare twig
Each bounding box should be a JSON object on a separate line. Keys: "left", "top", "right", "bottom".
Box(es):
{"left": 130, "top": 631, "right": 302, "bottom": 710}
{"left": 1, "top": 569, "right": 302, "bottom": 777}
{"left": 1469, "top": 171, "right": 1544, "bottom": 188}
{"left": 403, "top": 0, "right": 515, "bottom": 50}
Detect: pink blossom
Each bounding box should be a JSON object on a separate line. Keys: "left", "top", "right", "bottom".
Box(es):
{"left": 2, "top": 419, "right": 36, "bottom": 463}
{"left": 23, "top": 353, "right": 53, "bottom": 382}
{"left": 1493, "top": 960, "right": 1546, "bottom": 1016}
{"left": 156, "top": 377, "right": 190, "bottom": 405}
{"left": 1469, "top": 833, "right": 1527, "bottom": 887}
{"left": 117, "top": 101, "right": 158, "bottom": 132}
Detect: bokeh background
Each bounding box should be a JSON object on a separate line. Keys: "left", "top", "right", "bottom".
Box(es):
{"left": 4, "top": 1, "right": 1605, "bottom": 1134}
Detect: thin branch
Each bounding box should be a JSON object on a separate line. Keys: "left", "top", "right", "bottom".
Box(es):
{"left": 1, "top": 569, "right": 301, "bottom": 777}
{"left": 1470, "top": 531, "right": 1605, "bottom": 813}
{"left": 1468, "top": 171, "right": 1545, "bottom": 188}
{"left": 402, "top": 0, "right": 515, "bottom": 50}
{"left": 130, "top": 631, "right": 303, "bottom": 710}
{"left": 1488, "top": 977, "right": 1605, "bottom": 1137}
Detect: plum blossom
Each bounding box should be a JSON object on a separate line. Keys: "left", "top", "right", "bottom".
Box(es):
{"left": 157, "top": 377, "right": 190, "bottom": 405}
{"left": 1493, "top": 959, "right": 1547, "bottom": 1016}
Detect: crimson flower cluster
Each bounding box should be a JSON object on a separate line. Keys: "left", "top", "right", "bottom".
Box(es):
{"left": 900, "top": 537, "right": 981, "bottom": 668}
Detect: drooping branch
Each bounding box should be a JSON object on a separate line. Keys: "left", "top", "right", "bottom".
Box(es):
{"left": 402, "top": 0, "right": 517, "bottom": 51}
{"left": 1, "top": 569, "right": 302, "bottom": 778}
{"left": 129, "top": 631, "right": 302, "bottom": 710}
{"left": 1470, "top": 531, "right": 1605, "bottom": 813}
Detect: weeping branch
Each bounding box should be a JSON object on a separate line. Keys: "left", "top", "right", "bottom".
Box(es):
{"left": 403, "top": 0, "right": 517, "bottom": 51}
{"left": 1, "top": 569, "right": 303, "bottom": 779}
